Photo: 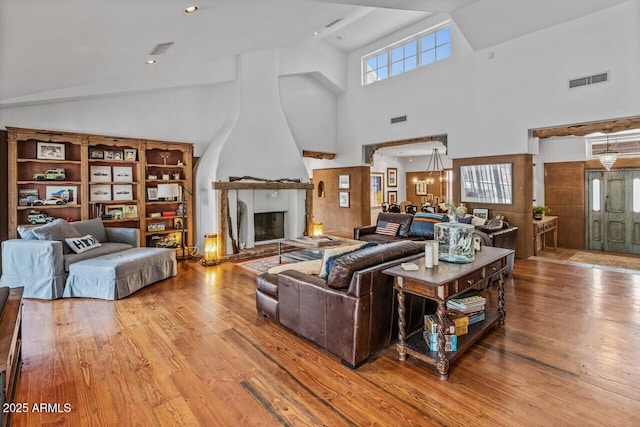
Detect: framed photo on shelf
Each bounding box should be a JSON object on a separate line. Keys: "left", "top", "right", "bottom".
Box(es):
{"left": 112, "top": 166, "right": 133, "bottom": 182}
{"left": 338, "top": 174, "right": 350, "bottom": 189}
{"left": 90, "top": 165, "right": 111, "bottom": 182}
{"left": 124, "top": 149, "right": 137, "bottom": 162}
{"left": 147, "top": 222, "right": 165, "bottom": 232}
{"left": 173, "top": 217, "right": 184, "bottom": 230}
{"left": 339, "top": 191, "right": 350, "bottom": 208}
{"left": 472, "top": 208, "right": 489, "bottom": 219}
{"left": 104, "top": 151, "right": 114, "bottom": 160}
{"left": 45, "top": 185, "right": 78, "bottom": 205}
{"left": 147, "top": 187, "right": 158, "bottom": 201}
{"left": 113, "top": 151, "right": 124, "bottom": 161}
{"left": 36, "top": 142, "right": 65, "bottom": 160}
{"left": 123, "top": 204, "right": 138, "bottom": 219}
{"left": 416, "top": 179, "right": 427, "bottom": 196}
{"left": 387, "top": 168, "right": 397, "bottom": 187}
{"left": 113, "top": 184, "right": 133, "bottom": 201}
{"left": 18, "top": 189, "right": 39, "bottom": 206}
{"left": 89, "top": 184, "right": 111, "bottom": 201}
{"left": 388, "top": 191, "right": 397, "bottom": 204}
{"left": 105, "top": 204, "right": 125, "bottom": 220}
{"left": 89, "top": 149, "right": 104, "bottom": 159}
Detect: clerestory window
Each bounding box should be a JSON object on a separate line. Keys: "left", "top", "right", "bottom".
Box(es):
{"left": 363, "top": 24, "right": 450, "bottom": 85}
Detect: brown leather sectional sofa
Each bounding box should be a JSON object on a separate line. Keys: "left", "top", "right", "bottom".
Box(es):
{"left": 256, "top": 241, "right": 428, "bottom": 368}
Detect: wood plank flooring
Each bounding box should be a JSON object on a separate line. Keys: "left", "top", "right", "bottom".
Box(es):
{"left": 11, "top": 257, "right": 640, "bottom": 426}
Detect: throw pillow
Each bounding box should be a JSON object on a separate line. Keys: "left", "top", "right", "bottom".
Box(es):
{"left": 267, "top": 259, "right": 322, "bottom": 275}
{"left": 17, "top": 225, "right": 37, "bottom": 240}
{"left": 458, "top": 215, "right": 473, "bottom": 224}
{"left": 318, "top": 242, "right": 366, "bottom": 279}
{"left": 65, "top": 234, "right": 102, "bottom": 254}
{"left": 375, "top": 221, "right": 401, "bottom": 237}
{"left": 70, "top": 218, "right": 108, "bottom": 243}
{"left": 31, "top": 219, "right": 82, "bottom": 254}
{"left": 409, "top": 213, "right": 448, "bottom": 238}
{"left": 471, "top": 216, "right": 487, "bottom": 226}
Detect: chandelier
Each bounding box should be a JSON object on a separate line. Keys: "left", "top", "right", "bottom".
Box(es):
{"left": 425, "top": 148, "right": 444, "bottom": 184}
{"left": 598, "top": 133, "right": 617, "bottom": 171}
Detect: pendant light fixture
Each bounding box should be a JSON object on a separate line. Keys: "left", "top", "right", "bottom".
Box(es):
{"left": 425, "top": 148, "right": 444, "bottom": 184}
{"left": 598, "top": 132, "right": 617, "bottom": 171}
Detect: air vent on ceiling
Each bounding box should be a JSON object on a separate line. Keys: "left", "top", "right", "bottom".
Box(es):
{"left": 391, "top": 115, "right": 407, "bottom": 124}
{"left": 150, "top": 42, "right": 175, "bottom": 56}
{"left": 325, "top": 18, "right": 344, "bottom": 28}
{"left": 569, "top": 72, "right": 609, "bottom": 89}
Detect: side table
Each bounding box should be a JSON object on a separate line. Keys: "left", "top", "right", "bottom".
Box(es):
{"left": 383, "top": 247, "right": 513, "bottom": 380}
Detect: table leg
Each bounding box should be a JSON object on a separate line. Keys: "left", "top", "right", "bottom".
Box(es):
{"left": 436, "top": 301, "right": 449, "bottom": 380}
{"left": 498, "top": 271, "right": 506, "bottom": 324}
{"left": 396, "top": 288, "right": 407, "bottom": 362}
{"left": 553, "top": 228, "right": 558, "bottom": 250}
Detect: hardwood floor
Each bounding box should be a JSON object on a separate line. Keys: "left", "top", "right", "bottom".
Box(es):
{"left": 12, "top": 258, "right": 640, "bottom": 426}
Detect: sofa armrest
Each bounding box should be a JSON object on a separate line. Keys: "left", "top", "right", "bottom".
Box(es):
{"left": 0, "top": 240, "right": 66, "bottom": 298}
{"left": 354, "top": 225, "right": 376, "bottom": 240}
{"left": 105, "top": 227, "right": 140, "bottom": 247}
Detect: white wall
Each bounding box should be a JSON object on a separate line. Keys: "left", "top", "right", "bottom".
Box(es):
{"left": 336, "top": 2, "right": 640, "bottom": 164}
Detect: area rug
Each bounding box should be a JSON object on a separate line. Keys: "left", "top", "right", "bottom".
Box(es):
{"left": 237, "top": 256, "right": 293, "bottom": 274}
{"left": 568, "top": 251, "right": 640, "bottom": 271}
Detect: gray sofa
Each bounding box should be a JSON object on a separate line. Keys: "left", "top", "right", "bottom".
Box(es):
{"left": 0, "top": 218, "right": 139, "bottom": 299}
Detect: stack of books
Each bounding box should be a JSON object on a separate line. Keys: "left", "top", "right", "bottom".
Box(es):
{"left": 446, "top": 295, "right": 487, "bottom": 325}
{"left": 423, "top": 314, "right": 457, "bottom": 351}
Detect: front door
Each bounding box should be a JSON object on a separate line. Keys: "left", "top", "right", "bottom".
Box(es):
{"left": 586, "top": 169, "right": 640, "bottom": 254}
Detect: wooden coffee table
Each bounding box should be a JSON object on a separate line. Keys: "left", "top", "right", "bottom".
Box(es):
{"left": 277, "top": 235, "right": 359, "bottom": 263}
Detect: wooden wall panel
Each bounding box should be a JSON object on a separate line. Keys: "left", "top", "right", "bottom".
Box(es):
{"left": 312, "top": 166, "right": 370, "bottom": 234}
{"left": 453, "top": 154, "right": 533, "bottom": 259}
{"left": 544, "top": 161, "right": 586, "bottom": 250}
{"left": 405, "top": 172, "right": 444, "bottom": 206}
{"left": 0, "top": 130, "right": 7, "bottom": 274}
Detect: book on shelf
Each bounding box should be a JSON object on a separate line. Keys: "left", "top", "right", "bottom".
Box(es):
{"left": 424, "top": 314, "right": 455, "bottom": 335}
{"left": 467, "top": 311, "right": 486, "bottom": 325}
{"left": 446, "top": 295, "right": 487, "bottom": 314}
{"left": 445, "top": 310, "right": 469, "bottom": 336}
{"left": 423, "top": 331, "right": 457, "bottom": 352}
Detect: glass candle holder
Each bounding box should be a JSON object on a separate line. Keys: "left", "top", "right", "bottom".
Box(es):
{"left": 435, "top": 222, "right": 476, "bottom": 263}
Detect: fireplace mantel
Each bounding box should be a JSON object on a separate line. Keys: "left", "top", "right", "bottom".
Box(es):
{"left": 212, "top": 181, "right": 314, "bottom": 257}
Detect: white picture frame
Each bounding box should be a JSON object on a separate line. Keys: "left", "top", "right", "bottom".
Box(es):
{"left": 338, "top": 174, "right": 350, "bottom": 189}
{"left": 36, "top": 142, "right": 65, "bottom": 160}
{"left": 147, "top": 187, "right": 158, "bottom": 201}
{"left": 339, "top": 191, "right": 350, "bottom": 208}
{"left": 90, "top": 166, "right": 112, "bottom": 182}
{"left": 90, "top": 184, "right": 111, "bottom": 201}
{"left": 112, "top": 166, "right": 133, "bottom": 182}
{"left": 112, "top": 184, "right": 133, "bottom": 201}
{"left": 473, "top": 208, "right": 489, "bottom": 219}
{"left": 124, "top": 149, "right": 137, "bottom": 162}
{"left": 45, "top": 185, "right": 78, "bottom": 205}
{"left": 123, "top": 204, "right": 138, "bottom": 219}
{"left": 105, "top": 204, "right": 125, "bottom": 220}
{"left": 416, "top": 180, "right": 428, "bottom": 196}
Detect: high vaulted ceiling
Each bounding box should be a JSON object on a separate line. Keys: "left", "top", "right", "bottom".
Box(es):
{"left": 0, "top": 0, "right": 630, "bottom": 108}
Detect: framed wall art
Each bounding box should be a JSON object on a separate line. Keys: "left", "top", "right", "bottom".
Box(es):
{"left": 338, "top": 174, "right": 350, "bottom": 189}
{"left": 90, "top": 166, "right": 111, "bottom": 182}
{"left": 123, "top": 204, "right": 138, "bottom": 219}
{"left": 370, "top": 173, "right": 384, "bottom": 207}
{"left": 105, "top": 204, "right": 125, "bottom": 220}
{"left": 89, "top": 184, "right": 111, "bottom": 201}
{"left": 472, "top": 208, "right": 489, "bottom": 219}
{"left": 36, "top": 142, "right": 65, "bottom": 160}
{"left": 124, "top": 149, "right": 137, "bottom": 162}
{"left": 416, "top": 179, "right": 427, "bottom": 196}
{"left": 339, "top": 191, "right": 350, "bottom": 208}
{"left": 388, "top": 191, "right": 397, "bottom": 204}
{"left": 387, "top": 168, "right": 397, "bottom": 187}
{"left": 45, "top": 185, "right": 78, "bottom": 205}
{"left": 113, "top": 184, "right": 133, "bottom": 201}
{"left": 112, "top": 166, "right": 133, "bottom": 182}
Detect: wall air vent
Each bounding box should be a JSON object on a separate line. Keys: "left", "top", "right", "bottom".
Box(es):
{"left": 391, "top": 115, "right": 407, "bottom": 124}
{"left": 150, "top": 42, "right": 175, "bottom": 56}
{"left": 569, "top": 72, "right": 609, "bottom": 89}
{"left": 325, "top": 18, "right": 344, "bottom": 28}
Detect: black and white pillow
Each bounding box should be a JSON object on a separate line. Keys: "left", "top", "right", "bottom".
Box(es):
{"left": 65, "top": 234, "right": 102, "bottom": 254}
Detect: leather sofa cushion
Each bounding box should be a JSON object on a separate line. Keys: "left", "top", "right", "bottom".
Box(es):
{"left": 257, "top": 273, "right": 279, "bottom": 298}
{"left": 326, "top": 241, "right": 424, "bottom": 289}
{"left": 376, "top": 213, "right": 414, "bottom": 237}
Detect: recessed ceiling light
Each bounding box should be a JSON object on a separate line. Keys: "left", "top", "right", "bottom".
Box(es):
{"left": 146, "top": 59, "right": 156, "bottom": 64}
{"left": 185, "top": 6, "right": 198, "bottom": 13}
{"left": 313, "top": 31, "right": 319, "bottom": 36}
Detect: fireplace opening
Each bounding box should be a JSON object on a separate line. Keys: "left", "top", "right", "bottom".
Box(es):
{"left": 254, "top": 211, "right": 285, "bottom": 242}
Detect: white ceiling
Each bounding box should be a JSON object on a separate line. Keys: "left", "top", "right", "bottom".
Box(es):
{"left": 0, "top": 0, "right": 629, "bottom": 107}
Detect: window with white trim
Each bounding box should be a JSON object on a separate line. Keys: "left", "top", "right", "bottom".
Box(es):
{"left": 363, "top": 25, "right": 451, "bottom": 85}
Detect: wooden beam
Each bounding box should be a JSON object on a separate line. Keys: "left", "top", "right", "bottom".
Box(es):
{"left": 212, "top": 181, "right": 313, "bottom": 190}
{"left": 532, "top": 116, "right": 640, "bottom": 139}
{"left": 302, "top": 150, "right": 336, "bottom": 160}
{"left": 217, "top": 189, "right": 228, "bottom": 257}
